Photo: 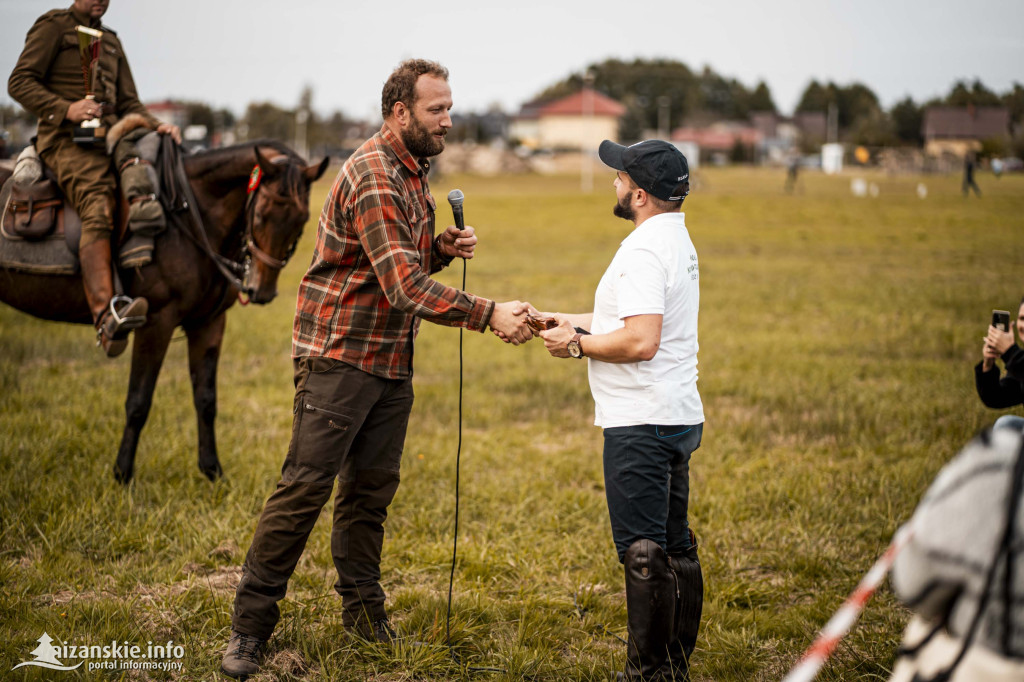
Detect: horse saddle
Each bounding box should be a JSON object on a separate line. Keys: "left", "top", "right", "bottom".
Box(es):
{"left": 1, "top": 124, "right": 167, "bottom": 276}
{"left": 0, "top": 157, "right": 83, "bottom": 275}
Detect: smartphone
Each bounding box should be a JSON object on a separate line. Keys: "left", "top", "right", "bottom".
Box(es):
{"left": 992, "top": 310, "right": 1011, "bottom": 332}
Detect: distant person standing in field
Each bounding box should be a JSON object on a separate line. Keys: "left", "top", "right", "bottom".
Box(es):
{"left": 220, "top": 59, "right": 534, "bottom": 680}
{"left": 976, "top": 298, "right": 1024, "bottom": 432}
{"left": 992, "top": 157, "right": 1004, "bottom": 178}
{"left": 784, "top": 153, "right": 800, "bottom": 193}
{"left": 963, "top": 151, "right": 982, "bottom": 197}
{"left": 536, "top": 140, "right": 704, "bottom": 681}
{"left": 888, "top": 428, "right": 1024, "bottom": 682}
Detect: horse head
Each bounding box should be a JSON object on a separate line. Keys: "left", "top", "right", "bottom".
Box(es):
{"left": 242, "top": 147, "right": 329, "bottom": 303}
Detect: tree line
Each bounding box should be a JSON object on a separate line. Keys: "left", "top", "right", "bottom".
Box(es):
{"left": 536, "top": 58, "right": 1024, "bottom": 155}
{"left": 796, "top": 77, "right": 1024, "bottom": 151}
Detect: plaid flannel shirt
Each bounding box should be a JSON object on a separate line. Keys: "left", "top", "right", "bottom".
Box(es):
{"left": 292, "top": 125, "right": 494, "bottom": 379}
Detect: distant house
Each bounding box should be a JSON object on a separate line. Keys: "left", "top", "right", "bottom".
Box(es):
{"left": 922, "top": 106, "right": 1010, "bottom": 157}
{"left": 750, "top": 111, "right": 824, "bottom": 142}
{"left": 509, "top": 89, "right": 626, "bottom": 151}
{"left": 670, "top": 122, "right": 762, "bottom": 163}
{"left": 792, "top": 112, "right": 827, "bottom": 143}
{"left": 145, "top": 100, "right": 189, "bottom": 131}
{"left": 747, "top": 111, "right": 827, "bottom": 164}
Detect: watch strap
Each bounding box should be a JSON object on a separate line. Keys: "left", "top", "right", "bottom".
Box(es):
{"left": 569, "top": 333, "right": 584, "bottom": 358}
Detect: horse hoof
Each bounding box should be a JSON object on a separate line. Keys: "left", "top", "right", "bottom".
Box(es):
{"left": 113, "top": 464, "right": 133, "bottom": 486}
{"left": 201, "top": 463, "right": 223, "bottom": 482}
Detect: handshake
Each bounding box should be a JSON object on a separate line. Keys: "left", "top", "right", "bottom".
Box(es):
{"left": 488, "top": 302, "right": 576, "bottom": 354}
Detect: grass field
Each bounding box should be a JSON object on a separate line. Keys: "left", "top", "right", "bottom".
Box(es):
{"left": 1, "top": 165, "right": 1022, "bottom": 681}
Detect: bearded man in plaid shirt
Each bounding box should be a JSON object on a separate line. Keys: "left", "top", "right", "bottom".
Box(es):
{"left": 221, "top": 59, "right": 533, "bottom": 680}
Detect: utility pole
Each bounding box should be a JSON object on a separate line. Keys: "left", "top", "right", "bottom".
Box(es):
{"left": 658, "top": 96, "right": 671, "bottom": 139}
{"left": 295, "top": 108, "right": 309, "bottom": 160}
{"left": 827, "top": 101, "right": 838, "bottom": 144}
{"left": 581, "top": 71, "right": 595, "bottom": 193}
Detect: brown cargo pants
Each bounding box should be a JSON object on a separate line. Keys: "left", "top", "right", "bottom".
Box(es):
{"left": 232, "top": 356, "right": 414, "bottom": 640}
{"left": 39, "top": 136, "right": 116, "bottom": 247}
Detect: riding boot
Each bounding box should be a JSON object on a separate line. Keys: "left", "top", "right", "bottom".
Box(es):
{"left": 79, "top": 239, "right": 148, "bottom": 358}
{"left": 665, "top": 535, "right": 703, "bottom": 681}
{"left": 619, "top": 539, "right": 676, "bottom": 681}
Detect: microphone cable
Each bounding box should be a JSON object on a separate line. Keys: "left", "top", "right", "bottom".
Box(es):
{"left": 443, "top": 220, "right": 506, "bottom": 676}
{"left": 444, "top": 256, "right": 465, "bottom": 651}
{"left": 436, "top": 217, "right": 586, "bottom": 679}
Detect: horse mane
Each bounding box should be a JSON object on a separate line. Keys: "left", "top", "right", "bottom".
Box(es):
{"left": 184, "top": 139, "right": 309, "bottom": 207}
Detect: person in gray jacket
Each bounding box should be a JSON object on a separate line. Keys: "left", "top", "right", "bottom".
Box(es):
{"left": 888, "top": 428, "right": 1024, "bottom": 681}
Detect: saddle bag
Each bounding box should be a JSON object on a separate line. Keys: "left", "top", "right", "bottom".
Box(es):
{"left": 1, "top": 175, "right": 64, "bottom": 241}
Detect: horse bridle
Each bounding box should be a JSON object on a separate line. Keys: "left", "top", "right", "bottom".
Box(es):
{"left": 234, "top": 161, "right": 306, "bottom": 301}
{"left": 243, "top": 176, "right": 302, "bottom": 273}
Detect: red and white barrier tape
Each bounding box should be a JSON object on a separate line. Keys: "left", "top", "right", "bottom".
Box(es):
{"left": 781, "top": 524, "right": 914, "bottom": 682}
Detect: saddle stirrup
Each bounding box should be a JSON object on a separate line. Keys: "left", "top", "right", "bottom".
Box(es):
{"left": 107, "top": 295, "right": 147, "bottom": 331}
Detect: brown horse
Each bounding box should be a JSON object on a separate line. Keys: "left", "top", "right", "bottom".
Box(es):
{"left": 0, "top": 140, "right": 328, "bottom": 483}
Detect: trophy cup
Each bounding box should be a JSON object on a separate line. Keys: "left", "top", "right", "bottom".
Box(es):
{"left": 72, "top": 25, "right": 107, "bottom": 146}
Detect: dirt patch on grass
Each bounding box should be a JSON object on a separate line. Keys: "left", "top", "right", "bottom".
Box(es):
{"left": 47, "top": 588, "right": 114, "bottom": 605}
{"left": 251, "top": 649, "right": 317, "bottom": 681}
{"left": 41, "top": 566, "right": 243, "bottom": 610}
{"left": 208, "top": 538, "right": 241, "bottom": 562}
{"left": 146, "top": 565, "right": 244, "bottom": 597}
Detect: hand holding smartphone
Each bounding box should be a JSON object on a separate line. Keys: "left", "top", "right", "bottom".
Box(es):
{"left": 992, "top": 310, "right": 1011, "bottom": 332}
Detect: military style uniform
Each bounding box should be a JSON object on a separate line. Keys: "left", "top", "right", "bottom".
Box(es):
{"left": 8, "top": 4, "right": 159, "bottom": 246}
{"left": 7, "top": 4, "right": 157, "bottom": 357}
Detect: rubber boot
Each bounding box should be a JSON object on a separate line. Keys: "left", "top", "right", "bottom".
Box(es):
{"left": 665, "top": 536, "right": 703, "bottom": 681}
{"left": 79, "top": 239, "right": 148, "bottom": 358}
{"left": 618, "top": 539, "right": 676, "bottom": 681}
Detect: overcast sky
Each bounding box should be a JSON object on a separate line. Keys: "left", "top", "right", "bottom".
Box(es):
{"left": 1, "top": 0, "right": 1021, "bottom": 123}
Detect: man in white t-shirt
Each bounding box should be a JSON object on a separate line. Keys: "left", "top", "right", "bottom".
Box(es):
{"left": 537, "top": 139, "right": 704, "bottom": 681}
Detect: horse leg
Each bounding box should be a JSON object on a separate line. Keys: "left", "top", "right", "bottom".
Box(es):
{"left": 186, "top": 312, "right": 226, "bottom": 481}
{"left": 113, "top": 308, "right": 176, "bottom": 484}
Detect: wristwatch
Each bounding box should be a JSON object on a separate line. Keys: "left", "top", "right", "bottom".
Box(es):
{"left": 567, "top": 333, "right": 584, "bottom": 359}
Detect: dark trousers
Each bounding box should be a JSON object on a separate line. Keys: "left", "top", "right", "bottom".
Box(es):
{"left": 232, "top": 357, "right": 414, "bottom": 640}
{"left": 603, "top": 423, "right": 703, "bottom": 561}
{"left": 963, "top": 175, "right": 982, "bottom": 197}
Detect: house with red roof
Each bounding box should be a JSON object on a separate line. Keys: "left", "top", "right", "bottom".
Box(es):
{"left": 509, "top": 88, "right": 627, "bottom": 151}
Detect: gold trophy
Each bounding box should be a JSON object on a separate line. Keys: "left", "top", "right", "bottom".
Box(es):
{"left": 72, "top": 25, "right": 107, "bottom": 145}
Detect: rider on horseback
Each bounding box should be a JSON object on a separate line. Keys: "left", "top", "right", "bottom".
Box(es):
{"left": 8, "top": 0, "right": 181, "bottom": 357}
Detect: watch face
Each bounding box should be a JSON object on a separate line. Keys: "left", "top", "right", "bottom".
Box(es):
{"left": 568, "top": 341, "right": 582, "bottom": 358}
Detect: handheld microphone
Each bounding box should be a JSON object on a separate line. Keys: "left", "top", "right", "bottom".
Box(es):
{"left": 447, "top": 189, "right": 465, "bottom": 232}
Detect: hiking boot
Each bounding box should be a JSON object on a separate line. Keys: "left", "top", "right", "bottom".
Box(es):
{"left": 220, "top": 630, "right": 266, "bottom": 680}
{"left": 347, "top": 617, "right": 396, "bottom": 644}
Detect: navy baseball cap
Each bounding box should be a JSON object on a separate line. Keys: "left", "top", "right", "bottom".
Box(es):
{"left": 598, "top": 139, "right": 690, "bottom": 201}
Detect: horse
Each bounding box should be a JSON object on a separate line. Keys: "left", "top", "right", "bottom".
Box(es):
{"left": 0, "top": 140, "right": 328, "bottom": 483}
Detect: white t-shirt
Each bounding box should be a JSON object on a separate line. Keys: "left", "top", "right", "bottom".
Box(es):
{"left": 588, "top": 211, "right": 704, "bottom": 428}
